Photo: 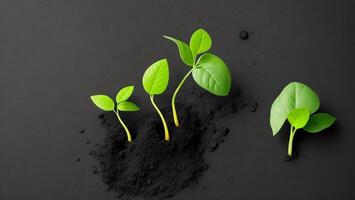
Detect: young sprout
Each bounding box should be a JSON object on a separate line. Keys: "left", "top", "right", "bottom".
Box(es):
{"left": 142, "top": 59, "right": 170, "bottom": 141}
{"left": 163, "top": 28, "right": 231, "bottom": 127}
{"left": 270, "top": 82, "right": 336, "bottom": 157}
{"left": 90, "top": 86, "right": 140, "bottom": 142}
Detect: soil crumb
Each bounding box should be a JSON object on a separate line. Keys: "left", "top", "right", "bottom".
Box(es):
{"left": 248, "top": 101, "right": 258, "bottom": 113}
{"left": 91, "top": 87, "right": 252, "bottom": 199}
{"left": 239, "top": 30, "right": 249, "bottom": 40}
{"left": 79, "top": 128, "right": 85, "bottom": 134}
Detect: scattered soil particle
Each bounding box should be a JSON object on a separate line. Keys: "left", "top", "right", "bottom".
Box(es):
{"left": 248, "top": 101, "right": 258, "bottom": 113}
{"left": 201, "top": 164, "right": 209, "bottom": 170}
{"left": 76, "top": 158, "right": 81, "bottom": 162}
{"left": 239, "top": 102, "right": 247, "bottom": 109}
{"left": 207, "top": 137, "right": 219, "bottom": 152}
{"left": 79, "top": 128, "right": 85, "bottom": 134}
{"left": 217, "top": 127, "right": 230, "bottom": 136}
{"left": 86, "top": 140, "right": 90, "bottom": 144}
{"left": 239, "top": 30, "right": 249, "bottom": 40}
{"left": 89, "top": 150, "right": 96, "bottom": 156}
{"left": 90, "top": 166, "right": 98, "bottom": 174}
{"left": 90, "top": 87, "right": 254, "bottom": 199}
{"left": 116, "top": 190, "right": 125, "bottom": 198}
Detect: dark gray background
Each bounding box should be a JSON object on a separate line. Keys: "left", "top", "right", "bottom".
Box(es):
{"left": 0, "top": 0, "right": 354, "bottom": 200}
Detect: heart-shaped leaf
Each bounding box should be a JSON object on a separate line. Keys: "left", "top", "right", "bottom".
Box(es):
{"left": 117, "top": 101, "right": 140, "bottom": 112}
{"left": 192, "top": 53, "right": 231, "bottom": 96}
{"left": 142, "top": 59, "right": 169, "bottom": 95}
{"left": 90, "top": 95, "right": 115, "bottom": 111}
{"left": 189, "top": 29, "right": 212, "bottom": 58}
{"left": 303, "top": 113, "right": 336, "bottom": 133}
{"left": 270, "top": 82, "right": 320, "bottom": 135}
{"left": 116, "top": 86, "right": 134, "bottom": 103}
{"left": 287, "top": 108, "right": 310, "bottom": 129}
{"left": 163, "top": 35, "right": 194, "bottom": 66}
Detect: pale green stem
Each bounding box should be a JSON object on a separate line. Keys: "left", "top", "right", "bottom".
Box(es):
{"left": 171, "top": 68, "right": 194, "bottom": 127}
{"left": 288, "top": 126, "right": 297, "bottom": 156}
{"left": 114, "top": 110, "right": 132, "bottom": 143}
{"left": 150, "top": 95, "right": 170, "bottom": 141}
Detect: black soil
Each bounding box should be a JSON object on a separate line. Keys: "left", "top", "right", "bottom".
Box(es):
{"left": 90, "top": 87, "right": 254, "bottom": 199}
{"left": 239, "top": 30, "right": 249, "bottom": 40}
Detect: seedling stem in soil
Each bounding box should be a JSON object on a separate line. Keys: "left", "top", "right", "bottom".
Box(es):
{"left": 150, "top": 95, "right": 170, "bottom": 141}
{"left": 142, "top": 59, "right": 171, "bottom": 141}
{"left": 114, "top": 109, "right": 132, "bottom": 142}
{"left": 172, "top": 68, "right": 194, "bottom": 127}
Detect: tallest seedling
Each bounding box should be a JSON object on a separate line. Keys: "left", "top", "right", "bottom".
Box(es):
{"left": 164, "top": 28, "right": 231, "bottom": 127}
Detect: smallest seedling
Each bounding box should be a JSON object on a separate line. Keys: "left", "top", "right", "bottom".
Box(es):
{"left": 90, "top": 86, "right": 140, "bottom": 142}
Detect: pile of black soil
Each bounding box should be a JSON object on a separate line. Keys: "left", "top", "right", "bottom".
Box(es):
{"left": 90, "top": 87, "right": 256, "bottom": 199}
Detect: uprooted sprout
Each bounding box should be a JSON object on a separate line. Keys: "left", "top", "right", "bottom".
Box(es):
{"left": 164, "top": 28, "right": 232, "bottom": 127}
{"left": 270, "top": 82, "right": 336, "bottom": 157}
{"left": 90, "top": 86, "right": 140, "bottom": 142}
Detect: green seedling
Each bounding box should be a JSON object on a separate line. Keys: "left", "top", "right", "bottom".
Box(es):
{"left": 142, "top": 59, "right": 170, "bottom": 141}
{"left": 164, "top": 28, "right": 231, "bottom": 127}
{"left": 270, "top": 82, "right": 336, "bottom": 156}
{"left": 90, "top": 86, "right": 140, "bottom": 143}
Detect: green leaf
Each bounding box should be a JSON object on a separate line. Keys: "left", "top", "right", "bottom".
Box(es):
{"left": 303, "top": 113, "right": 336, "bottom": 133}
{"left": 270, "top": 82, "right": 320, "bottom": 135}
{"left": 90, "top": 95, "right": 115, "bottom": 111}
{"left": 117, "top": 101, "right": 140, "bottom": 112}
{"left": 116, "top": 86, "right": 134, "bottom": 103}
{"left": 287, "top": 108, "right": 310, "bottom": 129}
{"left": 142, "top": 59, "right": 169, "bottom": 95}
{"left": 163, "top": 35, "right": 194, "bottom": 66}
{"left": 189, "top": 29, "right": 212, "bottom": 58}
{"left": 192, "top": 53, "right": 231, "bottom": 96}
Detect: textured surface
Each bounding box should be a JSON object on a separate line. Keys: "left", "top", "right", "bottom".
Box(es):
{"left": 0, "top": 0, "right": 354, "bottom": 200}
{"left": 91, "top": 88, "right": 243, "bottom": 199}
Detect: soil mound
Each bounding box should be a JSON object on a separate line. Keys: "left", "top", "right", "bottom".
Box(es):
{"left": 91, "top": 88, "right": 254, "bottom": 199}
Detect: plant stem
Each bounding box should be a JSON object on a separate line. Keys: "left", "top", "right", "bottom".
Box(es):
{"left": 288, "top": 126, "right": 297, "bottom": 156}
{"left": 114, "top": 110, "right": 132, "bottom": 143}
{"left": 171, "top": 68, "right": 194, "bottom": 127}
{"left": 150, "top": 95, "right": 170, "bottom": 141}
